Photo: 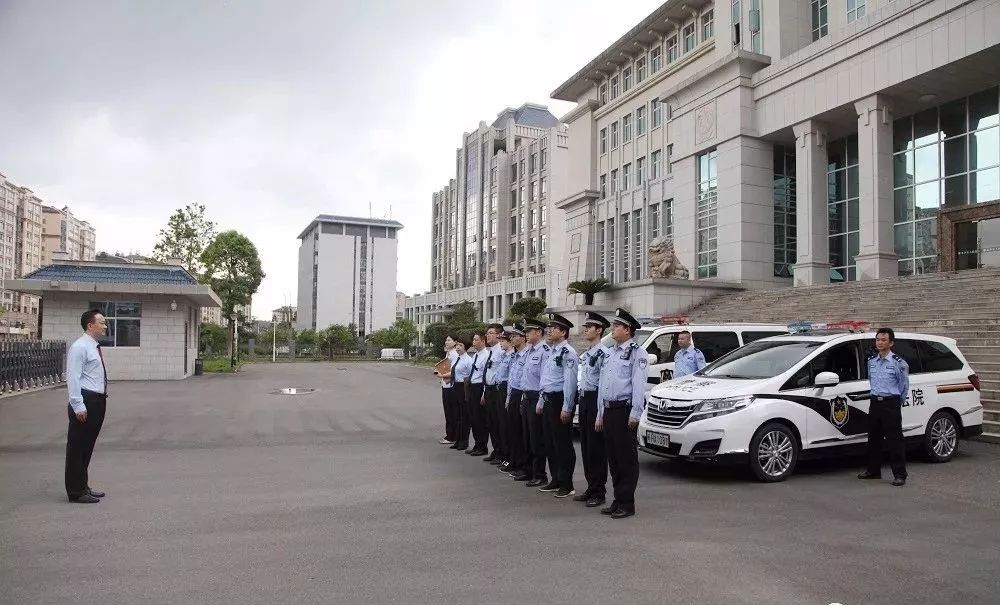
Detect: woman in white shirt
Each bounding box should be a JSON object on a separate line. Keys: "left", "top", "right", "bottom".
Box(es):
{"left": 437, "top": 335, "right": 460, "bottom": 445}
{"left": 450, "top": 338, "right": 475, "bottom": 451}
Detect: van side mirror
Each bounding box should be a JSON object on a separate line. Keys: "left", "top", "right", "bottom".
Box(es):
{"left": 814, "top": 371, "right": 840, "bottom": 387}
{"left": 647, "top": 353, "right": 657, "bottom": 366}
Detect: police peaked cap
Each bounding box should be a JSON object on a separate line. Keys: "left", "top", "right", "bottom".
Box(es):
{"left": 523, "top": 317, "right": 547, "bottom": 332}
{"left": 546, "top": 312, "right": 574, "bottom": 331}
{"left": 612, "top": 307, "right": 641, "bottom": 331}
{"left": 508, "top": 323, "right": 526, "bottom": 337}
{"left": 498, "top": 327, "right": 512, "bottom": 340}
{"left": 583, "top": 311, "right": 611, "bottom": 329}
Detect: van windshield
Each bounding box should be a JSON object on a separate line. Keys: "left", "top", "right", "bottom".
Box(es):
{"left": 700, "top": 340, "right": 823, "bottom": 379}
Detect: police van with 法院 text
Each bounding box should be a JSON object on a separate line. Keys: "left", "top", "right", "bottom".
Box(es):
{"left": 639, "top": 322, "right": 984, "bottom": 482}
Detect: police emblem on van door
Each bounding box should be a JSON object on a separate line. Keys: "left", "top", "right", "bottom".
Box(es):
{"left": 830, "top": 396, "right": 849, "bottom": 428}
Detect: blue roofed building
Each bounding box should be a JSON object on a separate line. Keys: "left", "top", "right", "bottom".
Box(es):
{"left": 7, "top": 256, "right": 221, "bottom": 380}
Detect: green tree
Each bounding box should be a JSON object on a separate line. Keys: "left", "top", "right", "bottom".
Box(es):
{"left": 567, "top": 278, "right": 611, "bottom": 305}
{"left": 200, "top": 231, "right": 265, "bottom": 364}
{"left": 296, "top": 328, "right": 318, "bottom": 354}
{"left": 320, "top": 324, "right": 355, "bottom": 358}
{"left": 505, "top": 296, "right": 547, "bottom": 322}
{"left": 199, "top": 322, "right": 228, "bottom": 356}
{"left": 449, "top": 301, "right": 480, "bottom": 326}
{"left": 152, "top": 203, "right": 217, "bottom": 276}
{"left": 368, "top": 319, "right": 420, "bottom": 355}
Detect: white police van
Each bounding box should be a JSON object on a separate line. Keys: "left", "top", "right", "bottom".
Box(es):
{"left": 639, "top": 324, "right": 984, "bottom": 482}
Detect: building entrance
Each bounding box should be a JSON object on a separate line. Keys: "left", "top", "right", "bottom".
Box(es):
{"left": 939, "top": 200, "right": 1000, "bottom": 272}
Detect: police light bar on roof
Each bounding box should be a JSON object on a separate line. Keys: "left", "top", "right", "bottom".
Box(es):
{"left": 787, "top": 320, "right": 869, "bottom": 333}
{"left": 658, "top": 314, "right": 689, "bottom": 325}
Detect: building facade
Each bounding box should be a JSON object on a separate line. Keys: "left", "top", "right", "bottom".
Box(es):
{"left": 550, "top": 0, "right": 1000, "bottom": 315}
{"left": 41, "top": 205, "right": 96, "bottom": 265}
{"left": 272, "top": 305, "right": 297, "bottom": 324}
{"left": 405, "top": 104, "right": 572, "bottom": 337}
{"left": 1, "top": 174, "right": 53, "bottom": 338}
{"left": 296, "top": 215, "right": 401, "bottom": 337}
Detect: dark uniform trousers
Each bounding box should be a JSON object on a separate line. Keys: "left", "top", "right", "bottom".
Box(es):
{"left": 464, "top": 382, "right": 488, "bottom": 450}
{"left": 866, "top": 395, "right": 907, "bottom": 479}
{"left": 449, "top": 384, "right": 467, "bottom": 448}
{"left": 441, "top": 387, "right": 457, "bottom": 441}
{"left": 489, "top": 384, "right": 509, "bottom": 460}
{"left": 603, "top": 404, "right": 638, "bottom": 511}
{"left": 578, "top": 390, "right": 607, "bottom": 498}
{"left": 542, "top": 392, "right": 576, "bottom": 490}
{"left": 507, "top": 389, "right": 525, "bottom": 470}
{"left": 521, "top": 391, "right": 547, "bottom": 480}
{"left": 65, "top": 389, "right": 107, "bottom": 498}
{"left": 483, "top": 384, "right": 500, "bottom": 456}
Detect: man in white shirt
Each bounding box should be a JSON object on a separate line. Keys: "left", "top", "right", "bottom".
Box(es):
{"left": 65, "top": 309, "right": 109, "bottom": 503}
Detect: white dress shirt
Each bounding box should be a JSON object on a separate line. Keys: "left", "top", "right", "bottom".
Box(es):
{"left": 66, "top": 334, "right": 106, "bottom": 413}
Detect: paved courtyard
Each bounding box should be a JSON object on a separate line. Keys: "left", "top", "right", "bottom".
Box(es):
{"left": 1, "top": 362, "right": 998, "bottom": 604}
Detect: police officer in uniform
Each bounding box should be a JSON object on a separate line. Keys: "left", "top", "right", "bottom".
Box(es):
{"left": 502, "top": 324, "right": 529, "bottom": 479}
{"left": 481, "top": 324, "right": 505, "bottom": 462}
{"left": 519, "top": 317, "right": 550, "bottom": 488}
{"left": 596, "top": 308, "right": 647, "bottom": 519}
{"left": 673, "top": 330, "right": 706, "bottom": 378}
{"left": 484, "top": 325, "right": 510, "bottom": 465}
{"left": 573, "top": 311, "right": 612, "bottom": 507}
{"left": 539, "top": 312, "right": 579, "bottom": 498}
{"left": 859, "top": 327, "right": 910, "bottom": 487}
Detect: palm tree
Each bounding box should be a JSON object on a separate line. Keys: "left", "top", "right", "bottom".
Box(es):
{"left": 567, "top": 278, "right": 611, "bottom": 306}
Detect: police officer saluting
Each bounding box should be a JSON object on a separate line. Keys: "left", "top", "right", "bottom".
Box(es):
{"left": 859, "top": 327, "right": 910, "bottom": 487}
{"left": 596, "top": 308, "right": 647, "bottom": 519}
{"left": 519, "top": 317, "right": 550, "bottom": 488}
{"left": 574, "top": 311, "right": 612, "bottom": 508}
{"left": 539, "top": 312, "right": 579, "bottom": 498}
{"left": 673, "top": 330, "right": 706, "bottom": 378}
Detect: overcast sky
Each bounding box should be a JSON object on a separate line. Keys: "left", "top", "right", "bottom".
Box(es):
{"left": 0, "top": 0, "right": 662, "bottom": 317}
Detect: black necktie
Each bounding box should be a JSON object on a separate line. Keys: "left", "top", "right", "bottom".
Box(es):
{"left": 97, "top": 343, "right": 108, "bottom": 394}
{"left": 485, "top": 349, "right": 494, "bottom": 381}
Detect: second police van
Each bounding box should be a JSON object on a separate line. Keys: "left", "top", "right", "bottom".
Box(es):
{"left": 638, "top": 323, "right": 985, "bottom": 482}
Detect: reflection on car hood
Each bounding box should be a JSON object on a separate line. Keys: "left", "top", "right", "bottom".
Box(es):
{"left": 648, "top": 375, "right": 768, "bottom": 402}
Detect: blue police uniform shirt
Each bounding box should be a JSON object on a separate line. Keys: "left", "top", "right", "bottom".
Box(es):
{"left": 868, "top": 350, "right": 910, "bottom": 398}
{"left": 520, "top": 341, "right": 549, "bottom": 393}
{"left": 485, "top": 343, "right": 505, "bottom": 385}
{"left": 580, "top": 343, "right": 611, "bottom": 392}
{"left": 674, "top": 346, "right": 707, "bottom": 378}
{"left": 507, "top": 345, "right": 529, "bottom": 392}
{"left": 493, "top": 346, "right": 512, "bottom": 385}
{"left": 470, "top": 346, "right": 492, "bottom": 384}
{"left": 540, "top": 340, "right": 579, "bottom": 413}
{"left": 597, "top": 339, "right": 647, "bottom": 421}
{"left": 453, "top": 352, "right": 474, "bottom": 383}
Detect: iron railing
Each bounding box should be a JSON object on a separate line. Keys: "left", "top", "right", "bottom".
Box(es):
{"left": 0, "top": 340, "right": 66, "bottom": 394}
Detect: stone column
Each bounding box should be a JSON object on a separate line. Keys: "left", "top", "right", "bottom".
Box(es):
{"left": 791, "top": 120, "right": 831, "bottom": 286}
{"left": 854, "top": 94, "right": 898, "bottom": 280}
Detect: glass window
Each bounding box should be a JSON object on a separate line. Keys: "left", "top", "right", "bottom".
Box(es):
{"left": 610, "top": 75, "right": 620, "bottom": 99}
{"left": 773, "top": 144, "right": 797, "bottom": 278}
{"left": 637, "top": 157, "right": 645, "bottom": 184}
{"left": 648, "top": 332, "right": 680, "bottom": 365}
{"left": 666, "top": 36, "right": 678, "bottom": 63}
{"left": 742, "top": 331, "right": 788, "bottom": 344}
{"left": 689, "top": 332, "right": 741, "bottom": 363}
{"left": 599, "top": 82, "right": 608, "bottom": 105}
{"left": 916, "top": 340, "right": 963, "bottom": 373}
{"left": 622, "top": 114, "right": 632, "bottom": 143}
{"left": 702, "top": 10, "right": 714, "bottom": 40}
{"left": 652, "top": 99, "right": 662, "bottom": 128}
{"left": 600, "top": 128, "right": 607, "bottom": 154}
{"left": 636, "top": 106, "right": 646, "bottom": 135}
{"left": 622, "top": 66, "right": 632, "bottom": 92}
{"left": 828, "top": 136, "right": 860, "bottom": 282}
{"left": 635, "top": 57, "right": 646, "bottom": 83}
{"left": 621, "top": 212, "right": 631, "bottom": 279}
{"left": 600, "top": 174, "right": 607, "bottom": 198}
{"left": 623, "top": 163, "right": 631, "bottom": 190}
{"left": 89, "top": 301, "right": 142, "bottom": 347}
{"left": 847, "top": 0, "right": 866, "bottom": 23}
{"left": 697, "top": 149, "right": 719, "bottom": 278}
{"left": 607, "top": 218, "right": 616, "bottom": 282}
{"left": 650, "top": 203, "right": 660, "bottom": 239}
{"left": 811, "top": 0, "right": 828, "bottom": 40}
{"left": 611, "top": 122, "right": 619, "bottom": 148}
{"left": 597, "top": 221, "right": 606, "bottom": 277}
{"left": 650, "top": 46, "right": 663, "bottom": 72}
{"left": 651, "top": 150, "right": 662, "bottom": 179}
{"left": 732, "top": 0, "right": 742, "bottom": 48}
{"left": 610, "top": 169, "right": 618, "bottom": 193}
{"left": 706, "top": 340, "right": 823, "bottom": 380}
{"left": 683, "top": 24, "right": 696, "bottom": 52}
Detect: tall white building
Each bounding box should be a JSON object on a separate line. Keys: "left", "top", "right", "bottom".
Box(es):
{"left": 1, "top": 173, "right": 56, "bottom": 338}
{"left": 549, "top": 0, "right": 1000, "bottom": 316}
{"left": 404, "top": 104, "right": 571, "bottom": 334}
{"left": 296, "top": 215, "right": 402, "bottom": 337}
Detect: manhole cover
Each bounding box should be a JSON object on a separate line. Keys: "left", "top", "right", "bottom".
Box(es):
{"left": 273, "top": 387, "right": 317, "bottom": 395}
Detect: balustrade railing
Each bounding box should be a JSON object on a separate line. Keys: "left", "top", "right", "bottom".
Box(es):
{"left": 0, "top": 341, "right": 66, "bottom": 394}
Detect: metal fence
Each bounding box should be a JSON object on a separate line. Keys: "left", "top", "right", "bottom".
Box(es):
{"left": 0, "top": 341, "right": 66, "bottom": 394}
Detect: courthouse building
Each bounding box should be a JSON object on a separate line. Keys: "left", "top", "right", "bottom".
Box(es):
{"left": 551, "top": 0, "right": 1000, "bottom": 315}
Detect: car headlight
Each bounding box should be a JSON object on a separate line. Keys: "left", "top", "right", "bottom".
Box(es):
{"left": 688, "top": 395, "right": 755, "bottom": 422}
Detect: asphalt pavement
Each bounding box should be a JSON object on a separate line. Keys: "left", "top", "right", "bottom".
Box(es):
{"left": 1, "top": 362, "right": 998, "bottom": 604}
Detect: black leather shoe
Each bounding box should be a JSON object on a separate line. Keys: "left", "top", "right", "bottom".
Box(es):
{"left": 892, "top": 476, "right": 906, "bottom": 487}
{"left": 454, "top": 443, "right": 468, "bottom": 451}
{"left": 449, "top": 442, "right": 462, "bottom": 450}
{"left": 600, "top": 502, "right": 619, "bottom": 515}
{"left": 554, "top": 488, "right": 576, "bottom": 498}
{"left": 525, "top": 478, "right": 547, "bottom": 488}
{"left": 586, "top": 496, "right": 606, "bottom": 508}
{"left": 858, "top": 471, "right": 882, "bottom": 480}
{"left": 69, "top": 494, "right": 100, "bottom": 503}
{"left": 572, "top": 491, "right": 592, "bottom": 502}
{"left": 610, "top": 508, "right": 635, "bottom": 519}
{"left": 87, "top": 488, "right": 105, "bottom": 498}
{"left": 483, "top": 455, "right": 496, "bottom": 462}
{"left": 511, "top": 472, "right": 530, "bottom": 481}
{"left": 489, "top": 458, "right": 503, "bottom": 466}
{"left": 537, "top": 481, "right": 560, "bottom": 492}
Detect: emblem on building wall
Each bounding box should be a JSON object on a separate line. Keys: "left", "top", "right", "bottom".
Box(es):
{"left": 695, "top": 102, "right": 717, "bottom": 144}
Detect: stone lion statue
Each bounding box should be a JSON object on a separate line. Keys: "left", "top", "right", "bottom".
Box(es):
{"left": 648, "top": 236, "right": 689, "bottom": 279}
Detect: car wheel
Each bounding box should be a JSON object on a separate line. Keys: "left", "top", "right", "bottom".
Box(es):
{"left": 923, "top": 411, "right": 959, "bottom": 462}
{"left": 749, "top": 422, "right": 799, "bottom": 482}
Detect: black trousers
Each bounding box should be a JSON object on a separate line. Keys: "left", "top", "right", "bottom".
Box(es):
{"left": 447, "top": 386, "right": 466, "bottom": 447}
{"left": 487, "top": 384, "right": 508, "bottom": 459}
{"left": 483, "top": 385, "right": 499, "bottom": 455}
{"left": 65, "top": 390, "right": 107, "bottom": 498}
{"left": 578, "top": 391, "right": 607, "bottom": 498}
{"left": 442, "top": 387, "right": 456, "bottom": 441}
{"left": 465, "top": 382, "right": 488, "bottom": 450}
{"left": 542, "top": 392, "right": 576, "bottom": 490}
{"left": 507, "top": 389, "right": 525, "bottom": 469}
{"left": 521, "top": 390, "right": 546, "bottom": 480}
{"left": 604, "top": 405, "right": 638, "bottom": 510}
{"left": 867, "top": 396, "right": 907, "bottom": 478}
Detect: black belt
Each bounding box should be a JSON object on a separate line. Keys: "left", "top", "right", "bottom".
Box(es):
{"left": 500, "top": 382, "right": 508, "bottom": 389}
{"left": 542, "top": 391, "right": 564, "bottom": 402}
{"left": 871, "top": 394, "right": 900, "bottom": 402}
{"left": 81, "top": 388, "right": 106, "bottom": 399}
{"left": 605, "top": 400, "right": 631, "bottom": 409}
{"left": 485, "top": 384, "right": 499, "bottom": 391}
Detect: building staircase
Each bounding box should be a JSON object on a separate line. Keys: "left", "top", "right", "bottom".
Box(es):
{"left": 683, "top": 268, "right": 1000, "bottom": 442}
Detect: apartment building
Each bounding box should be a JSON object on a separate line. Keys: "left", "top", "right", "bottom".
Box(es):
{"left": 405, "top": 104, "right": 571, "bottom": 335}
{"left": 1, "top": 174, "right": 48, "bottom": 338}
{"left": 41, "top": 204, "right": 96, "bottom": 264}
{"left": 551, "top": 0, "right": 1000, "bottom": 315}
{"left": 296, "top": 215, "right": 401, "bottom": 337}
